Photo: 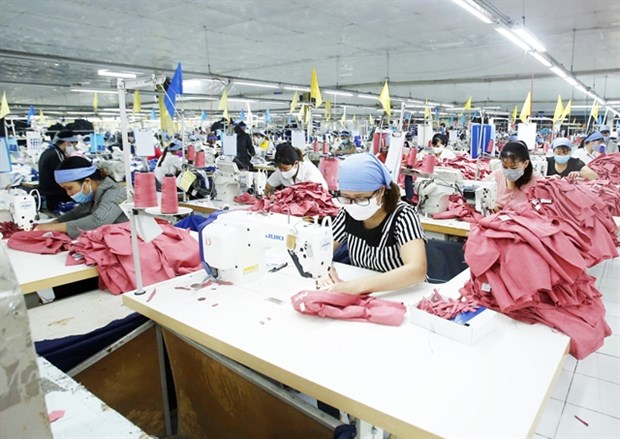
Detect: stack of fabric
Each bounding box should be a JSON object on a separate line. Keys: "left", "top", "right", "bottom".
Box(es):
{"left": 587, "top": 153, "right": 620, "bottom": 184}
{"left": 251, "top": 182, "right": 340, "bottom": 217}
{"left": 67, "top": 222, "right": 202, "bottom": 295}
{"left": 580, "top": 180, "right": 620, "bottom": 217}
{"left": 8, "top": 230, "right": 72, "bottom": 254}
{"left": 460, "top": 180, "right": 617, "bottom": 359}
{"left": 432, "top": 194, "right": 483, "bottom": 223}
{"left": 408, "top": 155, "right": 492, "bottom": 180}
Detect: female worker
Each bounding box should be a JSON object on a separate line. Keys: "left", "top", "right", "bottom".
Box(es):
{"left": 487, "top": 141, "right": 539, "bottom": 211}
{"left": 419, "top": 133, "right": 456, "bottom": 161}
{"left": 546, "top": 137, "right": 598, "bottom": 180}
{"left": 34, "top": 156, "right": 127, "bottom": 238}
{"left": 264, "top": 142, "right": 327, "bottom": 196}
{"left": 326, "top": 153, "right": 427, "bottom": 295}
{"left": 572, "top": 132, "right": 603, "bottom": 165}
{"left": 154, "top": 139, "right": 184, "bottom": 184}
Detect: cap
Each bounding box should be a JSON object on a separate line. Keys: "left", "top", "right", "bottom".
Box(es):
{"left": 599, "top": 125, "right": 611, "bottom": 133}
{"left": 551, "top": 137, "right": 572, "bottom": 150}
{"left": 236, "top": 121, "right": 247, "bottom": 129}
{"left": 340, "top": 130, "right": 351, "bottom": 137}
{"left": 168, "top": 139, "right": 183, "bottom": 151}
{"left": 585, "top": 132, "right": 604, "bottom": 143}
{"left": 55, "top": 130, "right": 79, "bottom": 143}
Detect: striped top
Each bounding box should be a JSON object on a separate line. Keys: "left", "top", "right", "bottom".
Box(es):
{"left": 57, "top": 177, "right": 128, "bottom": 238}
{"left": 332, "top": 202, "right": 425, "bottom": 272}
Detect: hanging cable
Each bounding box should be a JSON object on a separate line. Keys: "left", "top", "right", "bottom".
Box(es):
{"left": 203, "top": 25, "right": 212, "bottom": 74}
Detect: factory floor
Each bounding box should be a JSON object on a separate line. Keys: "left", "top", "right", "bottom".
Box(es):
{"left": 534, "top": 256, "right": 620, "bottom": 439}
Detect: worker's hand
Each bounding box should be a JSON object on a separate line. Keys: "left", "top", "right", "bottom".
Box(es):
{"left": 326, "top": 278, "right": 371, "bottom": 295}
{"left": 33, "top": 222, "right": 60, "bottom": 232}
{"left": 315, "top": 265, "right": 342, "bottom": 289}
{"left": 566, "top": 171, "right": 581, "bottom": 180}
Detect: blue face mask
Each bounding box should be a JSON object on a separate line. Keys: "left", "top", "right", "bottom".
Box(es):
{"left": 554, "top": 154, "right": 571, "bottom": 164}
{"left": 502, "top": 168, "right": 524, "bottom": 182}
{"left": 71, "top": 182, "right": 94, "bottom": 204}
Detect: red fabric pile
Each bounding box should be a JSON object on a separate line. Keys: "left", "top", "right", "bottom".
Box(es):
{"left": 291, "top": 290, "right": 406, "bottom": 326}
{"left": 460, "top": 204, "right": 612, "bottom": 359}
{"left": 526, "top": 178, "right": 619, "bottom": 267}
{"left": 417, "top": 289, "right": 480, "bottom": 320}
{"left": 7, "top": 230, "right": 72, "bottom": 254}
{"left": 587, "top": 153, "right": 620, "bottom": 184}
{"left": 580, "top": 180, "right": 620, "bottom": 217}
{"left": 251, "top": 182, "right": 340, "bottom": 217}
{"left": 408, "top": 155, "right": 492, "bottom": 180}
{"left": 67, "top": 222, "right": 202, "bottom": 295}
{"left": 233, "top": 192, "right": 257, "bottom": 205}
{"left": 0, "top": 221, "right": 21, "bottom": 239}
{"left": 432, "top": 194, "right": 483, "bottom": 223}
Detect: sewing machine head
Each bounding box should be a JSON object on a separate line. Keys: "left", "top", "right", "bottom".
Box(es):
{"left": 0, "top": 189, "right": 37, "bottom": 231}
{"left": 199, "top": 211, "right": 333, "bottom": 283}
{"left": 212, "top": 160, "right": 241, "bottom": 202}
{"left": 458, "top": 180, "right": 497, "bottom": 215}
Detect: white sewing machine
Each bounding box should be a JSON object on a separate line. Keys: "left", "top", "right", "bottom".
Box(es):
{"left": 212, "top": 160, "right": 241, "bottom": 202}
{"left": 0, "top": 189, "right": 38, "bottom": 231}
{"left": 97, "top": 159, "right": 125, "bottom": 182}
{"left": 239, "top": 170, "right": 268, "bottom": 198}
{"left": 414, "top": 168, "right": 464, "bottom": 214}
{"left": 199, "top": 211, "right": 333, "bottom": 283}
{"left": 457, "top": 180, "right": 497, "bottom": 215}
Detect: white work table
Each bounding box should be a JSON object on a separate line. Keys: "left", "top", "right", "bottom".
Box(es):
{"left": 3, "top": 241, "right": 98, "bottom": 295}
{"left": 178, "top": 198, "right": 248, "bottom": 214}
{"left": 123, "top": 262, "right": 570, "bottom": 438}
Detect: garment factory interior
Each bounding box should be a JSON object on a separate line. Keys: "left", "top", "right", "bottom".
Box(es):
{"left": 0, "top": 1, "right": 619, "bottom": 438}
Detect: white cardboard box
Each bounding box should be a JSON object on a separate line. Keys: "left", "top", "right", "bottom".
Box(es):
{"left": 409, "top": 299, "right": 498, "bottom": 345}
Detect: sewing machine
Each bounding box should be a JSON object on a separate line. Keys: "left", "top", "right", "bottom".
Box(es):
{"left": 458, "top": 180, "right": 497, "bottom": 215}
{"left": 0, "top": 189, "right": 38, "bottom": 231}
{"left": 199, "top": 211, "right": 333, "bottom": 283}
{"left": 414, "top": 168, "right": 496, "bottom": 215}
{"left": 212, "top": 160, "right": 241, "bottom": 202}
{"left": 98, "top": 159, "right": 125, "bottom": 182}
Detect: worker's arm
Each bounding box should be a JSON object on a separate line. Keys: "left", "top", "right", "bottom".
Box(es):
{"left": 327, "top": 238, "right": 427, "bottom": 295}
{"left": 578, "top": 166, "right": 598, "bottom": 180}
{"left": 264, "top": 183, "right": 275, "bottom": 196}
{"left": 34, "top": 221, "right": 67, "bottom": 233}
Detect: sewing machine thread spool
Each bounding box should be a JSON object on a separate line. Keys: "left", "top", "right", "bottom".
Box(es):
{"left": 187, "top": 144, "right": 196, "bottom": 162}
{"left": 134, "top": 172, "right": 158, "bottom": 208}
{"left": 319, "top": 157, "right": 339, "bottom": 192}
{"left": 195, "top": 151, "right": 206, "bottom": 167}
{"left": 420, "top": 154, "right": 436, "bottom": 174}
{"left": 313, "top": 139, "right": 319, "bottom": 153}
{"left": 161, "top": 175, "right": 179, "bottom": 214}
{"left": 322, "top": 141, "right": 329, "bottom": 154}
{"left": 406, "top": 148, "right": 417, "bottom": 167}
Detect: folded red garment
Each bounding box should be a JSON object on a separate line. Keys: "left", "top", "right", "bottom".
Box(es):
{"left": 7, "top": 230, "right": 72, "bottom": 254}
{"left": 251, "top": 182, "right": 340, "bottom": 217}
{"left": 432, "top": 194, "right": 483, "bottom": 223}
{"left": 291, "top": 290, "right": 406, "bottom": 326}
{"left": 67, "top": 222, "right": 202, "bottom": 295}
{"left": 233, "top": 193, "right": 257, "bottom": 204}
{"left": 0, "top": 221, "right": 21, "bottom": 239}
{"left": 587, "top": 153, "right": 620, "bottom": 184}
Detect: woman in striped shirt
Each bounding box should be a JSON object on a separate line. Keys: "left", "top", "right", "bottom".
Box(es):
{"left": 34, "top": 156, "right": 128, "bottom": 238}
{"left": 327, "top": 153, "right": 427, "bottom": 295}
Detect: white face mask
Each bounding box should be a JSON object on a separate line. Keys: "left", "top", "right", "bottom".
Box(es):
{"left": 280, "top": 164, "right": 298, "bottom": 179}
{"left": 343, "top": 197, "right": 382, "bottom": 221}
{"left": 431, "top": 146, "right": 444, "bottom": 155}
{"left": 65, "top": 146, "right": 76, "bottom": 155}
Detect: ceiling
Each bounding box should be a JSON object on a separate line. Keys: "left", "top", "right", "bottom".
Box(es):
{"left": 0, "top": 0, "right": 619, "bottom": 121}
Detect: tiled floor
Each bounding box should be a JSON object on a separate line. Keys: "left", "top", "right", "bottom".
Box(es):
{"left": 535, "top": 256, "right": 620, "bottom": 439}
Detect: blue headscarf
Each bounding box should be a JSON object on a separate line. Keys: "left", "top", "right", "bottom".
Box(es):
{"left": 54, "top": 165, "right": 98, "bottom": 184}
{"left": 338, "top": 153, "right": 392, "bottom": 192}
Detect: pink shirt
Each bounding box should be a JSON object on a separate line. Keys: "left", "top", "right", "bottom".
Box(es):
{"left": 488, "top": 169, "right": 539, "bottom": 210}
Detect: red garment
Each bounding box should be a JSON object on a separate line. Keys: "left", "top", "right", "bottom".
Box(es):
{"left": 291, "top": 290, "right": 406, "bottom": 326}
{"left": 251, "top": 182, "right": 340, "bottom": 217}
{"left": 233, "top": 193, "right": 257, "bottom": 204}
{"left": 587, "top": 153, "right": 620, "bottom": 184}
{"left": 580, "top": 180, "right": 620, "bottom": 217}
{"left": 7, "top": 230, "right": 72, "bottom": 254}
{"left": 0, "top": 221, "right": 20, "bottom": 239}
{"left": 432, "top": 194, "right": 483, "bottom": 223}
{"left": 460, "top": 201, "right": 613, "bottom": 359}
{"left": 417, "top": 290, "right": 480, "bottom": 319}
{"left": 67, "top": 222, "right": 202, "bottom": 295}
{"left": 406, "top": 155, "right": 492, "bottom": 181}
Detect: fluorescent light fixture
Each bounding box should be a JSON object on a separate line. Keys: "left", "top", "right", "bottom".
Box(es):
{"left": 326, "top": 90, "right": 354, "bottom": 97}
{"left": 235, "top": 81, "right": 279, "bottom": 89}
{"left": 357, "top": 94, "right": 378, "bottom": 99}
{"left": 259, "top": 100, "right": 289, "bottom": 104}
{"left": 530, "top": 52, "right": 552, "bottom": 67}
{"left": 496, "top": 27, "right": 532, "bottom": 51}
{"left": 451, "top": 0, "right": 492, "bottom": 24}
{"left": 228, "top": 98, "right": 257, "bottom": 103}
{"left": 549, "top": 66, "right": 567, "bottom": 78}
{"left": 442, "top": 103, "right": 455, "bottom": 108}
{"left": 564, "top": 76, "right": 578, "bottom": 87}
{"left": 575, "top": 85, "right": 588, "bottom": 94}
{"left": 71, "top": 88, "right": 117, "bottom": 94}
{"left": 427, "top": 101, "right": 442, "bottom": 106}
{"left": 407, "top": 99, "right": 424, "bottom": 104}
{"left": 97, "top": 69, "right": 137, "bottom": 79}
{"left": 605, "top": 100, "right": 620, "bottom": 105}
{"left": 283, "top": 86, "right": 310, "bottom": 92}
{"left": 512, "top": 27, "right": 545, "bottom": 52}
